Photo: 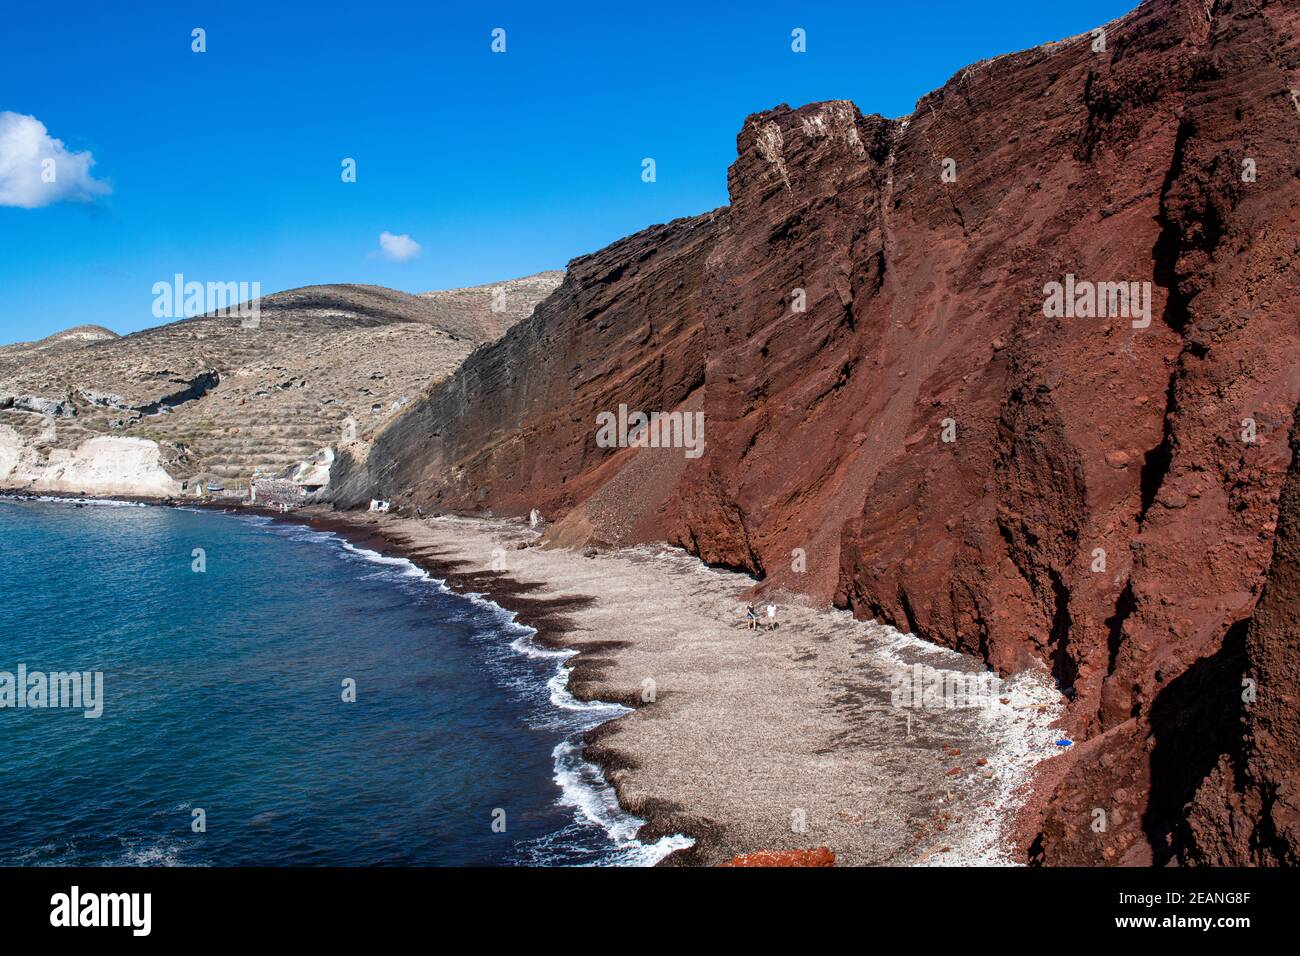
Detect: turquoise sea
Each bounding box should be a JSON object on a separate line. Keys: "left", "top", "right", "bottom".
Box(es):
{"left": 0, "top": 497, "right": 686, "bottom": 866}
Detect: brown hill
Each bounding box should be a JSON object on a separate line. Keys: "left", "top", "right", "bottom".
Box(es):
{"left": 0, "top": 274, "right": 562, "bottom": 489}
{"left": 0, "top": 324, "right": 119, "bottom": 359}
{"left": 330, "top": 0, "right": 1300, "bottom": 865}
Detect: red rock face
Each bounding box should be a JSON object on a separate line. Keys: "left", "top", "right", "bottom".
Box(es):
{"left": 719, "top": 848, "right": 836, "bottom": 868}
{"left": 333, "top": 0, "right": 1300, "bottom": 865}
{"left": 332, "top": 211, "right": 722, "bottom": 524}
{"left": 1181, "top": 407, "right": 1300, "bottom": 866}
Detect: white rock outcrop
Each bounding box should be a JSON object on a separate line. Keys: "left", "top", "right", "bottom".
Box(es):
{"left": 283, "top": 446, "right": 334, "bottom": 489}
{"left": 0, "top": 428, "right": 180, "bottom": 496}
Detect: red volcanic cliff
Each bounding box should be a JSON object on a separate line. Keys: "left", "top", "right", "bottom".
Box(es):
{"left": 332, "top": 0, "right": 1300, "bottom": 865}
{"left": 1182, "top": 406, "right": 1300, "bottom": 866}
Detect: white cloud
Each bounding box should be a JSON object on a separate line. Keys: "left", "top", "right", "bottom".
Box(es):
{"left": 376, "top": 231, "right": 421, "bottom": 262}
{"left": 0, "top": 112, "right": 110, "bottom": 209}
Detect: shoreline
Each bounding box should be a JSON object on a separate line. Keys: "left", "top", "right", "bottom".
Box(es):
{"left": 3, "top": 490, "right": 1067, "bottom": 866}
{"left": 236, "top": 502, "right": 718, "bottom": 864}
{"left": 2, "top": 490, "right": 706, "bottom": 863}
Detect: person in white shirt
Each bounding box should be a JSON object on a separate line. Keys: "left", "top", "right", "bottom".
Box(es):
{"left": 766, "top": 603, "right": 777, "bottom": 631}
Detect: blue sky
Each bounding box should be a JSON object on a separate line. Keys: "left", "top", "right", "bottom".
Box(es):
{"left": 0, "top": 0, "right": 1137, "bottom": 342}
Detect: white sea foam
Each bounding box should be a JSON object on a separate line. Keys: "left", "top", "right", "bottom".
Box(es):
{"left": 0, "top": 493, "right": 146, "bottom": 507}
{"left": 551, "top": 740, "right": 696, "bottom": 866}
{"left": 336, "top": 539, "right": 441, "bottom": 584}
{"left": 284, "top": 529, "right": 334, "bottom": 544}
{"left": 510, "top": 633, "right": 572, "bottom": 660}
{"left": 546, "top": 669, "right": 627, "bottom": 716}
{"left": 111, "top": 840, "right": 189, "bottom": 867}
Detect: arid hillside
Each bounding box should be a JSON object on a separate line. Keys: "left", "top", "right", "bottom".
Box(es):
{"left": 330, "top": 0, "right": 1300, "bottom": 865}
{"left": 0, "top": 273, "right": 561, "bottom": 492}
{"left": 0, "top": 324, "right": 120, "bottom": 359}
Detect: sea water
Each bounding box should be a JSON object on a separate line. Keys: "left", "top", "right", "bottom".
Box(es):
{"left": 0, "top": 497, "right": 687, "bottom": 866}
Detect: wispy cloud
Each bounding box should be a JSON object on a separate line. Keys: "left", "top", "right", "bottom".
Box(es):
{"left": 374, "top": 231, "right": 421, "bottom": 262}
{"left": 0, "top": 112, "right": 110, "bottom": 209}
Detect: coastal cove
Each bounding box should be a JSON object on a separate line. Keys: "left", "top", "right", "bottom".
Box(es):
{"left": 0, "top": 495, "right": 686, "bottom": 866}
{"left": 1, "top": 493, "right": 1068, "bottom": 865}
{"left": 4, "top": 0, "right": 1299, "bottom": 882}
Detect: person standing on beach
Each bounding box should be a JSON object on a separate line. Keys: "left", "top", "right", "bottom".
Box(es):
{"left": 766, "top": 603, "right": 777, "bottom": 632}
{"left": 745, "top": 603, "right": 758, "bottom": 630}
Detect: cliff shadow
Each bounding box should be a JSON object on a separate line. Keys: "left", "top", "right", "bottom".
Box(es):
{"left": 1142, "top": 616, "right": 1248, "bottom": 864}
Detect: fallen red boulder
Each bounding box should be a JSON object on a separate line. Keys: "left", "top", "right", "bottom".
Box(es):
{"left": 718, "top": 848, "right": 836, "bottom": 867}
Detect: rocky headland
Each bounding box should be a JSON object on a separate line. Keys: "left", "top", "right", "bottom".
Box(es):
{"left": 8, "top": 0, "right": 1299, "bottom": 867}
